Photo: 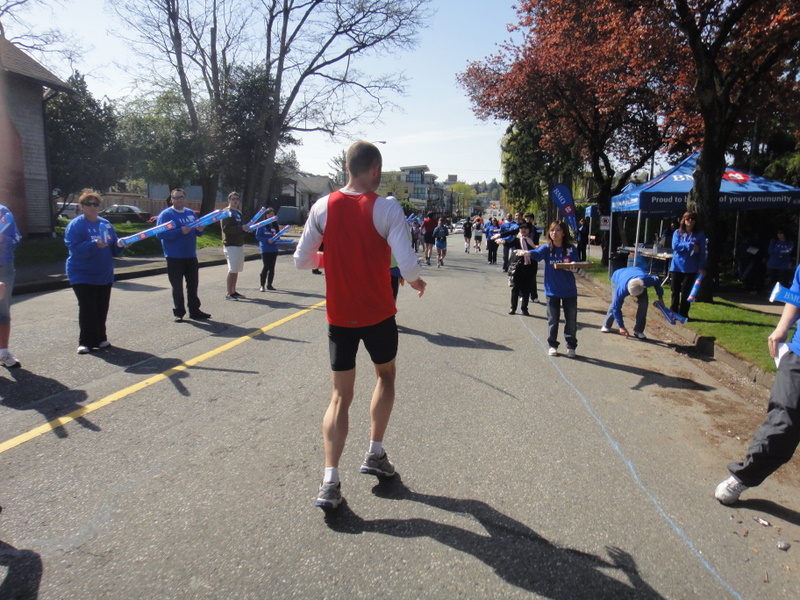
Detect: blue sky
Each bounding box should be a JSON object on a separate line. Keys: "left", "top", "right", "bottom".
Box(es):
{"left": 28, "top": 0, "right": 521, "bottom": 184}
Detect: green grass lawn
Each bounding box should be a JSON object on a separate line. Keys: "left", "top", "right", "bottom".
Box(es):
{"left": 586, "top": 257, "right": 784, "bottom": 373}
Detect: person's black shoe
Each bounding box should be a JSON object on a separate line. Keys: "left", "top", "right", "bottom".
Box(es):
{"left": 190, "top": 311, "right": 211, "bottom": 320}
{"left": 521, "top": 309, "right": 530, "bottom": 316}
{"left": 267, "top": 284, "right": 276, "bottom": 290}
{"left": 311, "top": 269, "right": 322, "bottom": 275}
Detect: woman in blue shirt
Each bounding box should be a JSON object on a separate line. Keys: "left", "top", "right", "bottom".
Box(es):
{"left": 522, "top": 220, "right": 579, "bottom": 357}
{"left": 65, "top": 190, "right": 124, "bottom": 354}
{"left": 669, "top": 211, "right": 706, "bottom": 319}
{"left": 256, "top": 207, "right": 281, "bottom": 291}
{"left": 767, "top": 228, "right": 795, "bottom": 290}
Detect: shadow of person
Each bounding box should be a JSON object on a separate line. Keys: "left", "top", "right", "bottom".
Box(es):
{"left": 324, "top": 476, "right": 664, "bottom": 599}
{"left": 0, "top": 369, "right": 98, "bottom": 439}
{"left": 397, "top": 326, "right": 513, "bottom": 351}
{"left": 0, "top": 540, "right": 43, "bottom": 600}
{"left": 734, "top": 499, "right": 800, "bottom": 526}
{"left": 577, "top": 356, "right": 714, "bottom": 392}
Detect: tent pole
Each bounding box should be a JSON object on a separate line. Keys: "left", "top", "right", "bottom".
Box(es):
{"left": 634, "top": 210, "right": 643, "bottom": 266}
{"left": 733, "top": 211, "right": 740, "bottom": 277}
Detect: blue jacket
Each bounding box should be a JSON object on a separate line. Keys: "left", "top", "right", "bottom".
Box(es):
{"left": 528, "top": 244, "right": 578, "bottom": 298}
{"left": 670, "top": 229, "right": 707, "bottom": 273}
{"left": 65, "top": 215, "right": 123, "bottom": 285}
{"left": 767, "top": 239, "right": 794, "bottom": 270}
{"left": 156, "top": 207, "right": 203, "bottom": 258}
{"left": 256, "top": 221, "right": 281, "bottom": 253}
{"left": 0, "top": 206, "right": 21, "bottom": 265}
{"left": 498, "top": 220, "right": 518, "bottom": 244}
{"left": 609, "top": 267, "right": 664, "bottom": 328}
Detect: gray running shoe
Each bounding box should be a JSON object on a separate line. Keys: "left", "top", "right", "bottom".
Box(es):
{"left": 315, "top": 481, "right": 342, "bottom": 508}
{"left": 360, "top": 451, "right": 396, "bottom": 477}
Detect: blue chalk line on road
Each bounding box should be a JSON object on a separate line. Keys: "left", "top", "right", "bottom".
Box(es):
{"left": 519, "top": 316, "right": 743, "bottom": 600}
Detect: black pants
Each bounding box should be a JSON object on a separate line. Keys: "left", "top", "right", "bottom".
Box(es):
{"left": 166, "top": 257, "right": 201, "bottom": 317}
{"left": 529, "top": 261, "right": 539, "bottom": 301}
{"left": 670, "top": 270, "right": 696, "bottom": 318}
{"left": 729, "top": 350, "right": 800, "bottom": 487}
{"left": 487, "top": 241, "right": 498, "bottom": 264}
{"left": 72, "top": 283, "right": 112, "bottom": 347}
{"left": 260, "top": 252, "right": 278, "bottom": 287}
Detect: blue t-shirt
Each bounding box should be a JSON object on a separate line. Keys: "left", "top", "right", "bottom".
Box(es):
{"left": 65, "top": 215, "right": 123, "bottom": 285}
{"left": 529, "top": 244, "right": 578, "bottom": 298}
{"left": 256, "top": 221, "right": 281, "bottom": 253}
{"left": 670, "top": 230, "right": 707, "bottom": 273}
{"left": 156, "top": 207, "right": 203, "bottom": 258}
{"left": 787, "top": 266, "right": 800, "bottom": 357}
{"left": 767, "top": 239, "right": 795, "bottom": 270}
{"left": 0, "top": 205, "right": 21, "bottom": 265}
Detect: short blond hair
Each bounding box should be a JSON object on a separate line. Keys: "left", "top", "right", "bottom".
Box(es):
{"left": 78, "top": 189, "right": 102, "bottom": 205}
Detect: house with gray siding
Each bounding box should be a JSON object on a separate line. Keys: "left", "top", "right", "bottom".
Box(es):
{"left": 0, "top": 36, "right": 70, "bottom": 237}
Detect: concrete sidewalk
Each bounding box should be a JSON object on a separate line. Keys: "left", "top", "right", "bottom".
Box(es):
{"left": 12, "top": 243, "right": 291, "bottom": 296}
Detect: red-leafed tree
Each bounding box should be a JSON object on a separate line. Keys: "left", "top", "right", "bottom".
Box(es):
{"left": 646, "top": 0, "right": 800, "bottom": 296}
{"left": 458, "top": 0, "right": 682, "bottom": 220}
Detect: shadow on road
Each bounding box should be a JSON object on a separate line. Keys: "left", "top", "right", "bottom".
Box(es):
{"left": 0, "top": 540, "right": 42, "bottom": 600}
{"left": 398, "top": 326, "right": 513, "bottom": 351}
{"left": 0, "top": 369, "right": 97, "bottom": 438}
{"left": 735, "top": 498, "right": 800, "bottom": 526}
{"left": 577, "top": 356, "right": 715, "bottom": 392}
{"left": 323, "top": 475, "right": 663, "bottom": 599}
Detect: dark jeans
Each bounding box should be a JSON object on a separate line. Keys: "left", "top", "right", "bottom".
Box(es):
{"left": 260, "top": 252, "right": 278, "bottom": 287}
{"left": 546, "top": 295, "right": 578, "bottom": 350}
{"left": 729, "top": 350, "right": 800, "bottom": 487}
{"left": 502, "top": 244, "right": 511, "bottom": 271}
{"left": 670, "top": 270, "right": 696, "bottom": 318}
{"left": 72, "top": 283, "right": 112, "bottom": 347}
{"left": 166, "top": 257, "right": 201, "bottom": 317}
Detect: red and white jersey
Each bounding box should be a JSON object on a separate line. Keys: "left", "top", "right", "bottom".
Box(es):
{"left": 294, "top": 189, "right": 421, "bottom": 327}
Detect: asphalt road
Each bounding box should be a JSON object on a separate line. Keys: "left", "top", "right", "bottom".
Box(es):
{"left": 0, "top": 249, "right": 798, "bottom": 599}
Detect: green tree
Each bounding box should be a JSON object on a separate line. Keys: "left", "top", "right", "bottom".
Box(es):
{"left": 45, "top": 72, "right": 125, "bottom": 198}
{"left": 117, "top": 90, "right": 196, "bottom": 190}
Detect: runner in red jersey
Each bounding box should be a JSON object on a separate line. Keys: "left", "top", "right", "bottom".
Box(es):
{"left": 294, "top": 141, "right": 426, "bottom": 509}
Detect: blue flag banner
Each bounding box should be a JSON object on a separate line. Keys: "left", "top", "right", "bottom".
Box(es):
{"left": 551, "top": 184, "right": 578, "bottom": 234}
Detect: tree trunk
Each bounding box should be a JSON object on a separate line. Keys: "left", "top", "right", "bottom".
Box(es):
{"left": 687, "top": 143, "right": 726, "bottom": 302}
{"left": 200, "top": 174, "right": 219, "bottom": 216}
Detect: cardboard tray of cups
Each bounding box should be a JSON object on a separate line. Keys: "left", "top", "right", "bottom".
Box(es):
{"left": 553, "top": 261, "right": 591, "bottom": 270}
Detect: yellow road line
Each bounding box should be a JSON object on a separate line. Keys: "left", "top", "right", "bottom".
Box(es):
{"left": 0, "top": 301, "right": 326, "bottom": 455}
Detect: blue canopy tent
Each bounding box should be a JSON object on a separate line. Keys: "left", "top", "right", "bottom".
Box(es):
{"left": 610, "top": 152, "right": 800, "bottom": 267}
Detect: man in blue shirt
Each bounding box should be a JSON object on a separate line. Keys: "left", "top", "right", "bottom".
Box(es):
{"left": 0, "top": 205, "right": 21, "bottom": 367}
{"left": 157, "top": 188, "right": 210, "bottom": 322}
{"left": 494, "top": 212, "right": 520, "bottom": 272}
{"left": 716, "top": 264, "right": 800, "bottom": 504}
{"left": 601, "top": 266, "right": 664, "bottom": 339}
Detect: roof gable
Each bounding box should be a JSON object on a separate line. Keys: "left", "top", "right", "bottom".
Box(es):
{"left": 0, "top": 36, "right": 70, "bottom": 93}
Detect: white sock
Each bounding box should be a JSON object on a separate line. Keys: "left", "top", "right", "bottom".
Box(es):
{"left": 324, "top": 467, "right": 339, "bottom": 484}
{"left": 368, "top": 440, "right": 383, "bottom": 456}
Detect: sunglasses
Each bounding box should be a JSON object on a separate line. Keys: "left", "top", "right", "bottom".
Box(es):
{"left": 82, "top": 202, "right": 100, "bottom": 207}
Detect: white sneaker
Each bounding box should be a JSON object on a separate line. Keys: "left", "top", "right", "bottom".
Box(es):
{"left": 548, "top": 347, "right": 558, "bottom": 356}
{"left": 0, "top": 351, "right": 19, "bottom": 367}
{"left": 98, "top": 340, "right": 111, "bottom": 348}
{"left": 259, "top": 286, "right": 266, "bottom": 292}
{"left": 715, "top": 475, "right": 748, "bottom": 505}
{"left": 567, "top": 348, "right": 577, "bottom": 358}
{"left": 600, "top": 326, "right": 611, "bottom": 333}
{"left": 77, "top": 345, "right": 91, "bottom": 354}
{"left": 633, "top": 331, "right": 647, "bottom": 340}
